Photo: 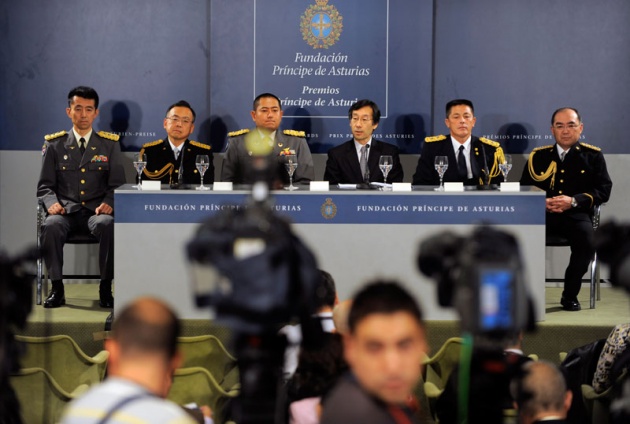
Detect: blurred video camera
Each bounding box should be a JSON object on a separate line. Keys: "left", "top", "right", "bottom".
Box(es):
{"left": 185, "top": 177, "right": 321, "bottom": 423}
{"left": 186, "top": 200, "right": 320, "bottom": 335}
{"left": 417, "top": 226, "right": 533, "bottom": 339}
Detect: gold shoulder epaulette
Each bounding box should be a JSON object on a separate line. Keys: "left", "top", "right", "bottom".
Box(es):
{"left": 479, "top": 137, "right": 500, "bottom": 148}
{"left": 190, "top": 140, "right": 211, "bottom": 150}
{"left": 228, "top": 129, "right": 250, "bottom": 137}
{"left": 283, "top": 129, "right": 306, "bottom": 137}
{"left": 97, "top": 131, "right": 120, "bottom": 141}
{"left": 142, "top": 139, "right": 164, "bottom": 148}
{"left": 425, "top": 135, "right": 447, "bottom": 142}
{"left": 532, "top": 144, "right": 554, "bottom": 152}
{"left": 579, "top": 142, "right": 602, "bottom": 152}
{"left": 44, "top": 130, "right": 67, "bottom": 141}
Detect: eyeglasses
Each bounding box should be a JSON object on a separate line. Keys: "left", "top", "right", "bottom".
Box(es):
{"left": 553, "top": 123, "right": 580, "bottom": 130}
{"left": 351, "top": 117, "right": 372, "bottom": 124}
{"left": 166, "top": 116, "right": 193, "bottom": 125}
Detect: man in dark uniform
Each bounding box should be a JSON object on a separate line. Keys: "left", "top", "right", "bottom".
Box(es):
{"left": 221, "top": 93, "right": 314, "bottom": 186}
{"left": 521, "top": 107, "right": 612, "bottom": 311}
{"left": 412, "top": 99, "right": 504, "bottom": 186}
{"left": 37, "top": 86, "right": 125, "bottom": 308}
{"left": 323, "top": 99, "right": 404, "bottom": 185}
{"left": 140, "top": 100, "right": 213, "bottom": 187}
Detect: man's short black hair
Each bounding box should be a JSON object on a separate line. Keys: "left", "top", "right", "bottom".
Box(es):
{"left": 445, "top": 99, "right": 474, "bottom": 117}
{"left": 253, "top": 93, "right": 282, "bottom": 111}
{"left": 348, "top": 281, "right": 423, "bottom": 334}
{"left": 314, "top": 270, "right": 337, "bottom": 310}
{"left": 348, "top": 99, "right": 381, "bottom": 124}
{"left": 551, "top": 107, "right": 581, "bottom": 125}
{"left": 68, "top": 86, "right": 99, "bottom": 109}
{"left": 112, "top": 298, "right": 180, "bottom": 359}
{"left": 166, "top": 100, "right": 196, "bottom": 123}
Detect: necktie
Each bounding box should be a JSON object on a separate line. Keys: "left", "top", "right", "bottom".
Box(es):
{"left": 560, "top": 151, "right": 566, "bottom": 162}
{"left": 79, "top": 137, "right": 86, "bottom": 155}
{"left": 457, "top": 145, "right": 467, "bottom": 179}
{"left": 360, "top": 145, "right": 368, "bottom": 182}
{"left": 174, "top": 148, "right": 179, "bottom": 160}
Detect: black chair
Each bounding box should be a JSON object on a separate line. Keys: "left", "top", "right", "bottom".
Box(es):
{"left": 36, "top": 200, "right": 100, "bottom": 305}
{"left": 545, "top": 204, "right": 602, "bottom": 309}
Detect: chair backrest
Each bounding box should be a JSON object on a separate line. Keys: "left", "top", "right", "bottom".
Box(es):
{"left": 168, "top": 366, "right": 239, "bottom": 421}
{"left": 177, "top": 335, "right": 237, "bottom": 385}
{"left": 10, "top": 367, "right": 89, "bottom": 424}
{"left": 423, "top": 337, "right": 464, "bottom": 390}
{"left": 15, "top": 334, "right": 108, "bottom": 392}
{"left": 581, "top": 368, "right": 628, "bottom": 424}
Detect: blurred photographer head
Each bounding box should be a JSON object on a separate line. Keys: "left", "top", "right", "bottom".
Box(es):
{"left": 511, "top": 360, "right": 572, "bottom": 424}
{"left": 344, "top": 281, "right": 427, "bottom": 405}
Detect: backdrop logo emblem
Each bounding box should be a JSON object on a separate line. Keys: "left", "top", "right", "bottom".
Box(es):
{"left": 301, "top": 0, "right": 343, "bottom": 49}
{"left": 321, "top": 198, "right": 337, "bottom": 219}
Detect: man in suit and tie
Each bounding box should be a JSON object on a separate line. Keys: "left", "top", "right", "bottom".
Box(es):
{"left": 37, "top": 86, "right": 125, "bottom": 308}
{"left": 221, "top": 92, "right": 314, "bottom": 187}
{"left": 520, "top": 107, "right": 612, "bottom": 311}
{"left": 412, "top": 99, "right": 504, "bottom": 186}
{"left": 140, "top": 100, "right": 213, "bottom": 186}
{"left": 324, "top": 99, "right": 403, "bottom": 185}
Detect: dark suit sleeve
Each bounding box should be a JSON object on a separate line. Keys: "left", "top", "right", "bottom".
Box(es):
{"left": 519, "top": 152, "right": 536, "bottom": 186}
{"left": 412, "top": 143, "right": 439, "bottom": 185}
{"left": 386, "top": 144, "right": 404, "bottom": 183}
{"left": 37, "top": 142, "right": 60, "bottom": 209}
{"left": 323, "top": 149, "right": 343, "bottom": 185}
{"left": 204, "top": 148, "right": 215, "bottom": 184}
{"left": 577, "top": 151, "right": 612, "bottom": 208}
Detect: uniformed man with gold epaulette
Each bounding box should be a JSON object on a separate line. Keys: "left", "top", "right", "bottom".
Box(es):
{"left": 521, "top": 107, "right": 612, "bottom": 311}
{"left": 220, "top": 93, "right": 314, "bottom": 186}
{"left": 140, "top": 100, "right": 213, "bottom": 186}
{"left": 37, "top": 86, "right": 126, "bottom": 309}
{"left": 412, "top": 99, "right": 505, "bottom": 186}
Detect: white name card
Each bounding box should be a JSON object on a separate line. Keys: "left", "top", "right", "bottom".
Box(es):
{"left": 392, "top": 182, "right": 412, "bottom": 192}
{"left": 500, "top": 182, "right": 521, "bottom": 192}
{"left": 213, "top": 182, "right": 233, "bottom": 191}
{"left": 309, "top": 181, "right": 329, "bottom": 191}
{"left": 141, "top": 180, "right": 161, "bottom": 190}
{"left": 444, "top": 182, "right": 464, "bottom": 192}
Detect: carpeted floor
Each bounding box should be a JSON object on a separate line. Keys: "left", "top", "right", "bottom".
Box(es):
{"left": 23, "top": 282, "right": 630, "bottom": 360}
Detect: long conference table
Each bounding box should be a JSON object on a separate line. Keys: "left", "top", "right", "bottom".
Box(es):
{"left": 114, "top": 185, "right": 546, "bottom": 321}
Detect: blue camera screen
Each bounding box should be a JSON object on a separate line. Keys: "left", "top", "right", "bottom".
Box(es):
{"left": 479, "top": 269, "right": 513, "bottom": 330}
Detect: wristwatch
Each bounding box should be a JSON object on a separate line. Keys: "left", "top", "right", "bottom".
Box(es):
{"left": 571, "top": 197, "right": 578, "bottom": 208}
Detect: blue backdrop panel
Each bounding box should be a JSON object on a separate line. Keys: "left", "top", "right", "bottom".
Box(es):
{"left": 210, "top": 0, "right": 433, "bottom": 154}
{"left": 433, "top": 0, "right": 630, "bottom": 154}
{"left": 0, "top": 0, "right": 212, "bottom": 152}
{"left": 2, "top": 1, "right": 629, "bottom": 154}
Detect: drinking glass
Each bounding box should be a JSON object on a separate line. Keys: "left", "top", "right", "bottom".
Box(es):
{"left": 379, "top": 155, "right": 393, "bottom": 189}
{"left": 195, "top": 155, "right": 211, "bottom": 191}
{"left": 434, "top": 156, "right": 448, "bottom": 191}
{"left": 132, "top": 153, "right": 146, "bottom": 189}
{"left": 499, "top": 154, "right": 513, "bottom": 182}
{"left": 284, "top": 154, "right": 298, "bottom": 191}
